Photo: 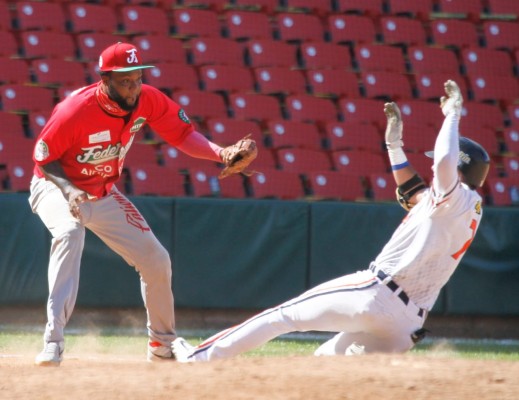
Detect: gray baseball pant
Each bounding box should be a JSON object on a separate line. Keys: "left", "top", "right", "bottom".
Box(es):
{"left": 29, "top": 176, "right": 176, "bottom": 346}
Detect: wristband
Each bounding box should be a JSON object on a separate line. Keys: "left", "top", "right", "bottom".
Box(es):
{"left": 387, "top": 147, "right": 409, "bottom": 171}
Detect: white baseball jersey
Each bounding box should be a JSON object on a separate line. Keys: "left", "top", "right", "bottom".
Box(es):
{"left": 375, "top": 183, "right": 483, "bottom": 310}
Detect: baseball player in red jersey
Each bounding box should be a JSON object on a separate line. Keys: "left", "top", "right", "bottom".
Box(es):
{"left": 29, "top": 42, "right": 256, "bottom": 366}
{"left": 172, "top": 80, "right": 491, "bottom": 362}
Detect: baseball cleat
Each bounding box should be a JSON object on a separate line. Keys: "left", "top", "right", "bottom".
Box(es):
{"left": 147, "top": 340, "right": 175, "bottom": 362}
{"left": 440, "top": 80, "right": 462, "bottom": 116}
{"left": 35, "top": 341, "right": 64, "bottom": 366}
{"left": 172, "top": 337, "right": 195, "bottom": 363}
{"left": 345, "top": 342, "right": 365, "bottom": 356}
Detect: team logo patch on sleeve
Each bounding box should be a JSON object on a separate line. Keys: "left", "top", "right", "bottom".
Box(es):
{"left": 475, "top": 200, "right": 482, "bottom": 215}
{"left": 178, "top": 109, "right": 191, "bottom": 124}
{"left": 34, "top": 139, "right": 49, "bottom": 161}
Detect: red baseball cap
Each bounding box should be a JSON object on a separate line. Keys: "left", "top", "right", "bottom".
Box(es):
{"left": 98, "top": 42, "right": 154, "bottom": 72}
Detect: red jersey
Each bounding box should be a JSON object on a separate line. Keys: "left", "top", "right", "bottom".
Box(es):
{"left": 33, "top": 83, "right": 193, "bottom": 198}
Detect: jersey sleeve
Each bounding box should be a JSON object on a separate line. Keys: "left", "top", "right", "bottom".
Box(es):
{"left": 33, "top": 104, "right": 76, "bottom": 166}
{"left": 141, "top": 85, "right": 194, "bottom": 147}
{"left": 431, "top": 111, "right": 460, "bottom": 197}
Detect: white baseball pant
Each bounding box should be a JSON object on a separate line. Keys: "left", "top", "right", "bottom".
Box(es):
{"left": 187, "top": 270, "right": 426, "bottom": 361}
{"left": 29, "top": 176, "right": 175, "bottom": 346}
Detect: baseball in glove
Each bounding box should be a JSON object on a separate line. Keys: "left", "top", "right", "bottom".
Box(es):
{"left": 219, "top": 134, "right": 258, "bottom": 179}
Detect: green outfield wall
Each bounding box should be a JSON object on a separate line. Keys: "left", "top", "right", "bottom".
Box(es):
{"left": 1, "top": 193, "right": 518, "bottom": 315}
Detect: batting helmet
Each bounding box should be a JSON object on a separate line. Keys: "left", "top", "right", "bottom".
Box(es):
{"left": 425, "top": 137, "right": 490, "bottom": 189}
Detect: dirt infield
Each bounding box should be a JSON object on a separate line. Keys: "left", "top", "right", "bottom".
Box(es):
{"left": 2, "top": 307, "right": 519, "bottom": 399}
{"left": 1, "top": 353, "right": 518, "bottom": 400}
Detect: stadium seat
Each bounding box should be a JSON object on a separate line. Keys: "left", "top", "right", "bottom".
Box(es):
{"left": 307, "top": 170, "right": 366, "bottom": 201}
{"left": 284, "top": 0, "right": 334, "bottom": 16}
{"left": 0, "top": 132, "right": 35, "bottom": 165}
{"left": 229, "top": 92, "right": 284, "bottom": 123}
{"left": 500, "top": 156, "right": 519, "bottom": 178}
{"left": 338, "top": 97, "right": 387, "bottom": 130}
{"left": 300, "top": 42, "right": 352, "bottom": 70}
{"left": 306, "top": 69, "right": 360, "bottom": 98}
{"left": 379, "top": 16, "right": 428, "bottom": 46}
{"left": 486, "top": 177, "right": 518, "bottom": 206}
{"left": 15, "top": 1, "right": 66, "bottom": 32}
{"left": 249, "top": 146, "right": 278, "bottom": 170}
{"left": 463, "top": 127, "right": 501, "bottom": 156}
{"left": 401, "top": 124, "right": 437, "bottom": 153}
{"left": 77, "top": 33, "right": 127, "bottom": 62}
{"left": 285, "top": 94, "right": 340, "bottom": 123}
{"left": 486, "top": 0, "right": 519, "bottom": 15}
{"left": 207, "top": 117, "right": 263, "bottom": 146}
{"left": 335, "top": 0, "right": 384, "bottom": 16}
{"left": 223, "top": 10, "right": 273, "bottom": 40}
{"left": 32, "top": 59, "right": 87, "bottom": 88}
{"left": 190, "top": 37, "right": 245, "bottom": 66}
{"left": 187, "top": 165, "right": 223, "bottom": 197}
{"left": 233, "top": 0, "right": 279, "bottom": 15}
{"left": 407, "top": 45, "right": 460, "bottom": 75}
{"left": 361, "top": 71, "right": 413, "bottom": 100}
{"left": 171, "top": 8, "right": 222, "bottom": 38}
{"left": 430, "top": 19, "right": 480, "bottom": 49}
{"left": 437, "top": 0, "right": 483, "bottom": 20}
{"left": 404, "top": 152, "right": 433, "bottom": 182}
{"left": 354, "top": 44, "right": 407, "bottom": 74}
{"left": 0, "top": 112, "right": 25, "bottom": 138}
{"left": 486, "top": 159, "right": 501, "bottom": 179}
{"left": 248, "top": 168, "right": 305, "bottom": 199}
{"left": 275, "top": 12, "right": 325, "bottom": 42}
{"left": 323, "top": 121, "right": 382, "bottom": 153}
{"left": 122, "top": 143, "right": 161, "bottom": 168}
{"left": 85, "top": 61, "right": 102, "bottom": 83}
{"left": 200, "top": 65, "right": 255, "bottom": 93}
{"left": 387, "top": 0, "right": 433, "bottom": 20}
{"left": 414, "top": 72, "right": 468, "bottom": 101}
{"left": 507, "top": 104, "right": 519, "bottom": 128}
{"left": 181, "top": 0, "right": 230, "bottom": 11}
{"left": 368, "top": 172, "right": 396, "bottom": 201}
{"left": 0, "top": 85, "right": 55, "bottom": 113}
{"left": 120, "top": 5, "right": 170, "bottom": 36}
{"left": 0, "top": 58, "right": 31, "bottom": 85}
{"left": 67, "top": 3, "right": 118, "bottom": 34}
{"left": 468, "top": 74, "right": 519, "bottom": 106}
{"left": 461, "top": 101, "right": 505, "bottom": 132}
{"left": 245, "top": 39, "right": 299, "bottom": 68}
{"left": 461, "top": 47, "right": 514, "bottom": 77}
{"left": 266, "top": 120, "right": 322, "bottom": 150}
{"left": 0, "top": 32, "right": 19, "bottom": 58}
{"left": 327, "top": 14, "right": 377, "bottom": 44}
{"left": 398, "top": 99, "right": 442, "bottom": 130}
{"left": 483, "top": 20, "right": 519, "bottom": 50}
{"left": 7, "top": 159, "right": 34, "bottom": 192}
{"left": 0, "top": 1, "right": 11, "bottom": 31}
{"left": 503, "top": 128, "right": 519, "bottom": 154}
{"left": 172, "top": 89, "right": 228, "bottom": 120}
{"left": 128, "top": 164, "right": 187, "bottom": 197}
{"left": 20, "top": 31, "right": 76, "bottom": 60}
{"left": 218, "top": 175, "right": 248, "bottom": 198}
{"left": 145, "top": 63, "right": 200, "bottom": 92}
{"left": 254, "top": 67, "right": 307, "bottom": 95}
{"left": 132, "top": 35, "right": 186, "bottom": 64}
{"left": 27, "top": 109, "right": 52, "bottom": 138}
{"left": 332, "top": 150, "right": 388, "bottom": 176}
{"left": 277, "top": 148, "right": 332, "bottom": 173}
